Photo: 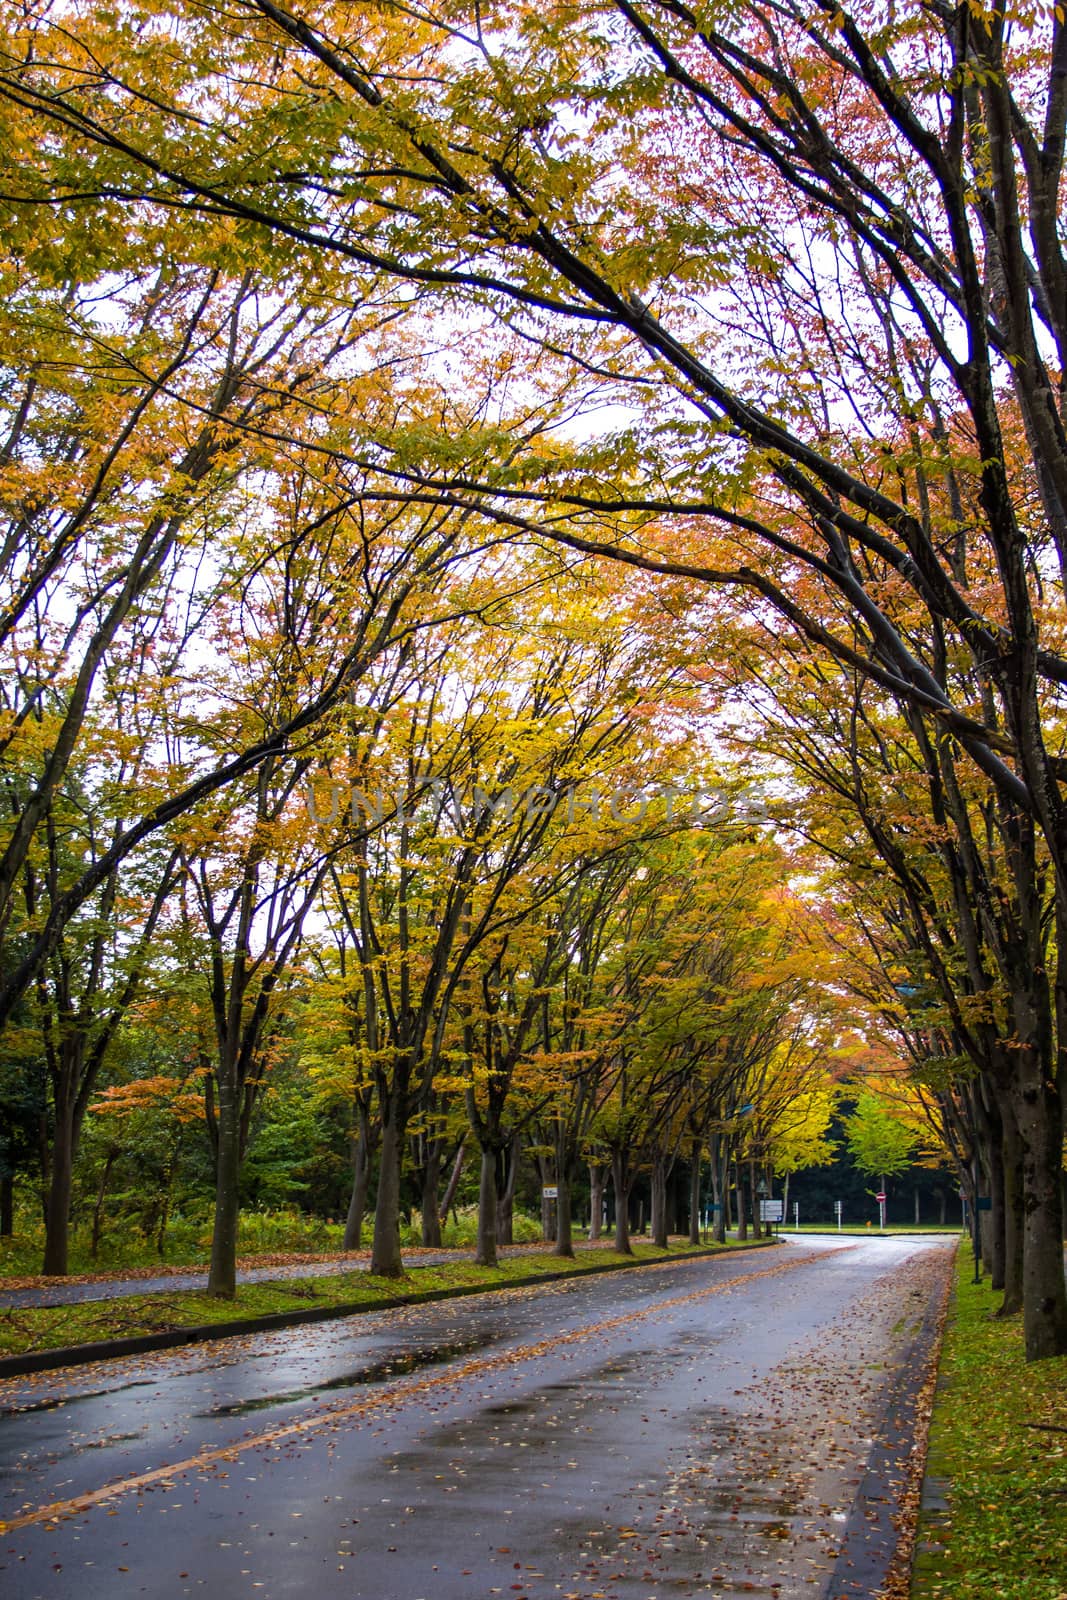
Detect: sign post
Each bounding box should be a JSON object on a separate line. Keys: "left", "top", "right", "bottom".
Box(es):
{"left": 541, "top": 1185, "right": 558, "bottom": 1244}
{"left": 834, "top": 1199, "right": 842, "bottom": 1233}
{"left": 758, "top": 1198, "right": 783, "bottom": 1236}
{"left": 875, "top": 1190, "right": 886, "bottom": 1230}
{"left": 793, "top": 1200, "right": 799, "bottom": 1232}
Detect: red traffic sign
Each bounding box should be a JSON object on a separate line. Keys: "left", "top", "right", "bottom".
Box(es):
{"left": 875, "top": 1192, "right": 886, "bottom": 1202}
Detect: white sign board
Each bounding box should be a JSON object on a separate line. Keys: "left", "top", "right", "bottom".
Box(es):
{"left": 542, "top": 1185, "right": 558, "bottom": 1199}
{"left": 759, "top": 1199, "right": 784, "bottom": 1222}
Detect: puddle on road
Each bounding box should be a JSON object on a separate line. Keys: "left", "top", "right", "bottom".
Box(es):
{"left": 196, "top": 1334, "right": 495, "bottom": 1418}
{"left": 0, "top": 1377, "right": 155, "bottom": 1420}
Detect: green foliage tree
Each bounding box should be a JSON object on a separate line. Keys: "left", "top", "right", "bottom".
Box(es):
{"left": 844, "top": 1093, "right": 917, "bottom": 1196}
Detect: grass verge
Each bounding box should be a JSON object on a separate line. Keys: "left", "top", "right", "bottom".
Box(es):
{"left": 911, "top": 1243, "right": 1067, "bottom": 1600}
{"left": 0, "top": 1240, "right": 732, "bottom": 1360}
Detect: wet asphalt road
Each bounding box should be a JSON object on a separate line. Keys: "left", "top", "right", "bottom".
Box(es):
{"left": 0, "top": 1235, "right": 954, "bottom": 1600}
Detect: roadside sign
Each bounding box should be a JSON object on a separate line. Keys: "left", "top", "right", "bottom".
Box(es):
{"left": 759, "top": 1199, "right": 784, "bottom": 1222}
{"left": 542, "top": 1185, "right": 558, "bottom": 1199}
{"left": 976, "top": 1196, "right": 992, "bottom": 1211}
{"left": 875, "top": 1192, "right": 886, "bottom": 1202}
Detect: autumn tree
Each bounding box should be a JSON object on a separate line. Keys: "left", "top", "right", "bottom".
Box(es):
{"left": 10, "top": 0, "right": 1067, "bottom": 1357}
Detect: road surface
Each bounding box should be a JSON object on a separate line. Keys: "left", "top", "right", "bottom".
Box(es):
{"left": 0, "top": 1234, "right": 953, "bottom": 1599}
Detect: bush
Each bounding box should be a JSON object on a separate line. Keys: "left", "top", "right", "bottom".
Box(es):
{"left": 233, "top": 1207, "right": 345, "bottom": 1256}
{"left": 397, "top": 1205, "right": 543, "bottom": 1249}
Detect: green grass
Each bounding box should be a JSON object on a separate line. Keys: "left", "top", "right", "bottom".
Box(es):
{"left": 911, "top": 1245, "right": 1067, "bottom": 1599}
{"left": 0, "top": 1240, "right": 744, "bottom": 1359}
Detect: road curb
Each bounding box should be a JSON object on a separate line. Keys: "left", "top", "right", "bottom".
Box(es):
{"left": 0, "top": 1238, "right": 781, "bottom": 1380}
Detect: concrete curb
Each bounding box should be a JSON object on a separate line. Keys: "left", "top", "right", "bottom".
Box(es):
{"left": 0, "top": 1238, "right": 781, "bottom": 1380}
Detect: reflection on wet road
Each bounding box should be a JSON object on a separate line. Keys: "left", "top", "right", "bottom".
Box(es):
{"left": 0, "top": 1235, "right": 953, "bottom": 1599}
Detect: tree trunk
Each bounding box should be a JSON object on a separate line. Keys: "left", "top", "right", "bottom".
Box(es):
{"left": 90, "top": 1149, "right": 118, "bottom": 1261}
{"left": 438, "top": 1136, "right": 467, "bottom": 1223}
{"left": 914, "top": 1186, "right": 921, "bottom": 1226}
{"left": 589, "top": 1163, "right": 605, "bottom": 1241}
{"left": 370, "top": 1109, "right": 405, "bottom": 1278}
{"left": 555, "top": 1172, "right": 574, "bottom": 1258}
{"left": 475, "top": 1143, "right": 497, "bottom": 1267}
{"left": 612, "top": 1151, "right": 632, "bottom": 1255}
{"left": 343, "top": 1119, "right": 373, "bottom": 1251}
{"left": 999, "top": 1103, "right": 1025, "bottom": 1317}
{"left": 497, "top": 1136, "right": 518, "bottom": 1246}
{"left": 343, "top": 1135, "right": 369, "bottom": 1253}
{"left": 735, "top": 1164, "right": 747, "bottom": 1242}
{"left": 42, "top": 1100, "right": 76, "bottom": 1277}
{"left": 1011, "top": 1069, "right": 1067, "bottom": 1359}
{"left": 749, "top": 1158, "right": 762, "bottom": 1239}
{"left": 651, "top": 1150, "right": 669, "bottom": 1249}
{"left": 553, "top": 1134, "right": 575, "bottom": 1259}
{"left": 156, "top": 1159, "right": 174, "bottom": 1258}
{"left": 986, "top": 1112, "right": 1006, "bottom": 1292}
{"left": 420, "top": 1134, "right": 443, "bottom": 1247}
{"left": 711, "top": 1139, "right": 726, "bottom": 1244}
{"left": 207, "top": 1077, "right": 242, "bottom": 1298}
{"left": 688, "top": 1139, "right": 702, "bottom": 1245}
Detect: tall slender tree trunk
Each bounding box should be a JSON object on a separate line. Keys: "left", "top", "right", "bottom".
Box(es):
{"left": 497, "top": 1137, "right": 518, "bottom": 1246}
{"left": 749, "top": 1158, "right": 762, "bottom": 1239}
{"left": 420, "top": 1135, "right": 443, "bottom": 1247}
{"left": 711, "top": 1138, "right": 726, "bottom": 1244}
{"left": 207, "top": 1076, "right": 242, "bottom": 1298}
{"left": 689, "top": 1138, "right": 702, "bottom": 1245}
{"left": 986, "top": 1109, "right": 1006, "bottom": 1292}
{"left": 343, "top": 1118, "right": 373, "bottom": 1251}
{"left": 555, "top": 1173, "right": 574, "bottom": 1259}
{"left": 651, "top": 1150, "right": 669, "bottom": 1249}
{"left": 999, "top": 1105, "right": 1025, "bottom": 1317}
{"left": 475, "top": 1143, "right": 497, "bottom": 1267}
{"left": 90, "top": 1148, "right": 117, "bottom": 1261}
{"left": 735, "top": 1164, "right": 747, "bottom": 1242}
{"left": 42, "top": 1102, "right": 75, "bottom": 1276}
{"left": 438, "top": 1137, "right": 467, "bottom": 1223}
{"left": 612, "top": 1151, "right": 633, "bottom": 1255}
{"left": 588, "top": 1163, "right": 604, "bottom": 1241}
{"left": 156, "top": 1159, "right": 174, "bottom": 1258}
{"left": 554, "top": 1136, "right": 575, "bottom": 1259}
{"left": 370, "top": 1108, "right": 405, "bottom": 1278}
